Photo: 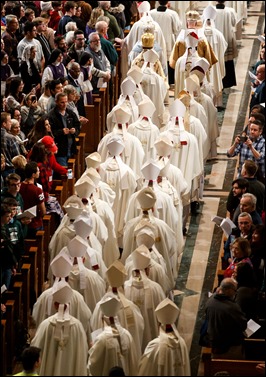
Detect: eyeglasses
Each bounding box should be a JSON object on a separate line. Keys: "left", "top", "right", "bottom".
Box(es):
{"left": 91, "top": 39, "right": 100, "bottom": 42}
{"left": 76, "top": 38, "right": 85, "bottom": 41}
{"left": 9, "top": 182, "right": 21, "bottom": 186}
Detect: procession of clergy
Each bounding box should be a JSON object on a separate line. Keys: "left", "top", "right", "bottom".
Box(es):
{"left": 30, "top": 1, "right": 240, "bottom": 375}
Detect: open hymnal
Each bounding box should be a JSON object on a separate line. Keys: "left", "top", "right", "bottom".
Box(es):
{"left": 211, "top": 216, "right": 236, "bottom": 237}
{"left": 248, "top": 70, "right": 257, "bottom": 80}
{"left": 17, "top": 205, "right": 37, "bottom": 219}
{"left": 245, "top": 319, "right": 261, "bottom": 338}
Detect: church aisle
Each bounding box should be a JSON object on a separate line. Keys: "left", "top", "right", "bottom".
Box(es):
{"left": 169, "top": 2, "right": 265, "bottom": 375}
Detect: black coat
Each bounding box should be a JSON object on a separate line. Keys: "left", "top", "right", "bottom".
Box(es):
{"left": 47, "top": 107, "right": 80, "bottom": 157}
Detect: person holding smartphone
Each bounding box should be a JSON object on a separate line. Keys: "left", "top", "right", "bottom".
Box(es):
{"left": 20, "top": 93, "right": 44, "bottom": 135}
{"left": 227, "top": 120, "right": 265, "bottom": 183}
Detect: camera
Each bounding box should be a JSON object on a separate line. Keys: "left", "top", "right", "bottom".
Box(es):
{"left": 239, "top": 135, "right": 248, "bottom": 142}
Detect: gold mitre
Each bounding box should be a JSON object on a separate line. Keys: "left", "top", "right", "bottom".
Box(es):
{"left": 141, "top": 32, "right": 154, "bottom": 49}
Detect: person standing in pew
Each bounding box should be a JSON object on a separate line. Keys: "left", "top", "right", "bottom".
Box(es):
{"left": 2, "top": 197, "right": 26, "bottom": 270}
{"left": 13, "top": 345, "right": 41, "bottom": 376}
{"left": 47, "top": 92, "right": 80, "bottom": 167}
{"left": 1, "top": 203, "right": 17, "bottom": 290}
{"left": 19, "top": 161, "right": 46, "bottom": 239}
{"left": 203, "top": 277, "right": 247, "bottom": 359}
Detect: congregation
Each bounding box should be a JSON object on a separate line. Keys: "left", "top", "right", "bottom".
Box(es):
{"left": 1, "top": 1, "right": 265, "bottom": 376}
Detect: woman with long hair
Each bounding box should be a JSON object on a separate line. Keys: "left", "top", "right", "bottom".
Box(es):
{"left": 5, "top": 76, "right": 25, "bottom": 112}
{"left": 27, "top": 115, "right": 54, "bottom": 150}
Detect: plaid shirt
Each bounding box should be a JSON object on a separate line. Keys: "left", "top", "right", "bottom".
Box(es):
{"left": 227, "top": 135, "right": 265, "bottom": 178}
{"left": 1, "top": 128, "right": 20, "bottom": 168}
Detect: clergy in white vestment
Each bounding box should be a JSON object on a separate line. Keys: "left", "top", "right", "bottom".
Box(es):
{"left": 88, "top": 296, "right": 138, "bottom": 376}
{"left": 214, "top": 0, "right": 238, "bottom": 88}
{"left": 106, "top": 77, "right": 139, "bottom": 132}
{"left": 90, "top": 260, "right": 144, "bottom": 361}
{"left": 150, "top": 1, "right": 182, "bottom": 85}
{"left": 187, "top": 73, "right": 219, "bottom": 159}
{"left": 99, "top": 135, "right": 137, "bottom": 247}
{"left": 128, "top": 21, "right": 167, "bottom": 76}
{"left": 31, "top": 281, "right": 88, "bottom": 376}
{"left": 67, "top": 235, "right": 106, "bottom": 312}
{"left": 202, "top": 5, "right": 228, "bottom": 106}
{"left": 80, "top": 167, "right": 119, "bottom": 267}
{"left": 32, "top": 248, "right": 92, "bottom": 344}
{"left": 85, "top": 152, "right": 116, "bottom": 208}
{"left": 122, "top": 187, "right": 176, "bottom": 286}
{"left": 116, "top": 0, "right": 167, "bottom": 81}
{"left": 138, "top": 298, "right": 191, "bottom": 376}
{"left": 125, "top": 242, "right": 172, "bottom": 295}
{"left": 98, "top": 107, "right": 145, "bottom": 180}
{"left": 131, "top": 32, "right": 167, "bottom": 83}
{"left": 190, "top": 58, "right": 217, "bottom": 105}
{"left": 169, "top": 9, "right": 218, "bottom": 85}
{"left": 127, "top": 97, "right": 160, "bottom": 161}
{"left": 124, "top": 245, "right": 166, "bottom": 352}
{"left": 160, "top": 99, "right": 203, "bottom": 233}
{"left": 140, "top": 49, "right": 168, "bottom": 128}
{"left": 126, "top": 65, "right": 151, "bottom": 106}
{"left": 124, "top": 159, "right": 179, "bottom": 245}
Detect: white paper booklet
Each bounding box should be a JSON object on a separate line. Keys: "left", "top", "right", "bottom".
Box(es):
{"left": 17, "top": 205, "right": 37, "bottom": 219}
{"left": 245, "top": 319, "right": 261, "bottom": 338}
{"left": 211, "top": 216, "right": 236, "bottom": 237}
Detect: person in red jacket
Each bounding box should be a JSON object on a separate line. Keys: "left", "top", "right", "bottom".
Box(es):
{"left": 28, "top": 136, "right": 67, "bottom": 223}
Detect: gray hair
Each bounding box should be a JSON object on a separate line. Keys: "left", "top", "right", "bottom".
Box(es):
{"left": 98, "top": 1, "right": 111, "bottom": 10}
{"left": 65, "top": 21, "right": 77, "bottom": 32}
{"left": 6, "top": 15, "right": 18, "bottom": 25}
{"left": 63, "top": 84, "right": 77, "bottom": 96}
{"left": 95, "top": 20, "right": 108, "bottom": 33}
{"left": 241, "top": 193, "right": 257, "bottom": 207}
{"left": 89, "top": 32, "right": 100, "bottom": 43}
{"left": 238, "top": 212, "right": 252, "bottom": 221}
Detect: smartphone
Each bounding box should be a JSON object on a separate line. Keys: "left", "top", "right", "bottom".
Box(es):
{"left": 31, "top": 95, "right": 37, "bottom": 102}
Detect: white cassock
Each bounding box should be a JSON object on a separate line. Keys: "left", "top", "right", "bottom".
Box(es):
{"left": 129, "top": 41, "right": 167, "bottom": 76}
{"left": 90, "top": 289, "right": 144, "bottom": 362}
{"left": 174, "top": 51, "right": 208, "bottom": 99}
{"left": 32, "top": 286, "right": 92, "bottom": 342}
{"left": 150, "top": 7, "right": 182, "bottom": 61}
{"left": 97, "top": 126, "right": 145, "bottom": 180}
{"left": 106, "top": 98, "right": 139, "bottom": 133}
{"left": 127, "top": 116, "right": 160, "bottom": 161}
{"left": 90, "top": 195, "right": 120, "bottom": 267}
{"left": 122, "top": 215, "right": 176, "bottom": 286}
{"left": 95, "top": 180, "right": 116, "bottom": 209}
{"left": 48, "top": 222, "right": 106, "bottom": 281}
{"left": 194, "top": 91, "right": 219, "bottom": 159}
{"left": 161, "top": 126, "right": 202, "bottom": 204}
{"left": 141, "top": 67, "right": 168, "bottom": 128}
{"left": 120, "top": 15, "right": 167, "bottom": 80}
{"left": 138, "top": 327, "right": 191, "bottom": 376}
{"left": 203, "top": 24, "right": 228, "bottom": 103}
{"left": 124, "top": 182, "right": 179, "bottom": 243}
{"left": 167, "top": 163, "right": 189, "bottom": 204}
{"left": 68, "top": 264, "right": 106, "bottom": 312}
{"left": 214, "top": 6, "right": 238, "bottom": 61}
{"left": 188, "top": 113, "right": 209, "bottom": 163}
{"left": 99, "top": 157, "right": 137, "bottom": 246}
{"left": 88, "top": 321, "right": 138, "bottom": 376}
{"left": 31, "top": 313, "right": 88, "bottom": 376}
{"left": 125, "top": 254, "right": 172, "bottom": 295}
{"left": 124, "top": 272, "right": 166, "bottom": 351}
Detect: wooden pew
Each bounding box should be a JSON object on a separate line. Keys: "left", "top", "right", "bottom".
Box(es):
{"left": 43, "top": 215, "right": 52, "bottom": 279}
{"left": 1, "top": 320, "right": 7, "bottom": 376}
{"left": 77, "top": 132, "right": 85, "bottom": 174}
{"left": 4, "top": 281, "right": 23, "bottom": 323}
{"left": 67, "top": 158, "right": 76, "bottom": 197}
{"left": 5, "top": 300, "right": 16, "bottom": 374}
{"left": 25, "top": 231, "right": 45, "bottom": 295}
{"left": 202, "top": 340, "right": 265, "bottom": 376}
{"left": 14, "top": 264, "right": 31, "bottom": 327}
{"left": 84, "top": 98, "right": 102, "bottom": 153}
